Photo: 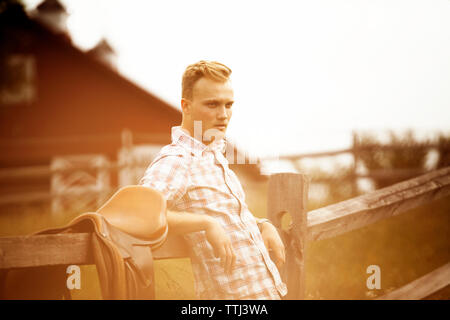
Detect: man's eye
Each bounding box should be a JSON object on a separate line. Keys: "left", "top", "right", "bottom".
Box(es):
{"left": 226, "top": 103, "right": 233, "bottom": 108}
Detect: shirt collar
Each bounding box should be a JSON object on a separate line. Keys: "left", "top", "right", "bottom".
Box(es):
{"left": 171, "top": 126, "right": 227, "bottom": 156}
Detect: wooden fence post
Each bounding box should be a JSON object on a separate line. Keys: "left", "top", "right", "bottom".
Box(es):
{"left": 119, "top": 129, "right": 135, "bottom": 186}
{"left": 267, "top": 173, "right": 309, "bottom": 300}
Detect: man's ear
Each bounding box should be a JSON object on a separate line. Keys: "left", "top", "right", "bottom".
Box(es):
{"left": 181, "top": 98, "right": 191, "bottom": 115}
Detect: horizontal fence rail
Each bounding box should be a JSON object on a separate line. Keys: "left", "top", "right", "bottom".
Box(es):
{"left": 0, "top": 233, "right": 189, "bottom": 269}
{"left": 376, "top": 262, "right": 450, "bottom": 300}
{"left": 306, "top": 166, "right": 450, "bottom": 241}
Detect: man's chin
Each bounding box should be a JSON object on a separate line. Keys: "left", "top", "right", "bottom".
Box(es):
{"left": 204, "top": 127, "right": 226, "bottom": 142}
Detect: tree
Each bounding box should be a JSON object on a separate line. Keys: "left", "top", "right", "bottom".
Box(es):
{"left": 437, "top": 134, "right": 450, "bottom": 168}
{"left": 356, "top": 130, "right": 429, "bottom": 189}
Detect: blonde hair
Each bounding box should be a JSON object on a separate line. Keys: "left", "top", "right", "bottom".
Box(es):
{"left": 182, "top": 60, "right": 232, "bottom": 100}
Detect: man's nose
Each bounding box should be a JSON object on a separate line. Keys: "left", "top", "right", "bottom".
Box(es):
{"left": 217, "top": 106, "right": 228, "bottom": 119}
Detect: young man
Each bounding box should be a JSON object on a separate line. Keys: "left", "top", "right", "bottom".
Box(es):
{"left": 139, "top": 60, "right": 287, "bottom": 300}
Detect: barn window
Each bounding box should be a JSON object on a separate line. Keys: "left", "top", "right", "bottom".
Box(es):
{"left": 0, "top": 54, "right": 36, "bottom": 105}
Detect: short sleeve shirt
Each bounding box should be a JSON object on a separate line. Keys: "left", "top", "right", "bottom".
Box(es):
{"left": 139, "top": 126, "right": 287, "bottom": 299}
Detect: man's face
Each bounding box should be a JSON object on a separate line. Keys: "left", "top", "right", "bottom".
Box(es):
{"left": 183, "top": 77, "right": 234, "bottom": 144}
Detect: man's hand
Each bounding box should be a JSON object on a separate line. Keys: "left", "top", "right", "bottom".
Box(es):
{"left": 260, "top": 221, "right": 286, "bottom": 271}
{"left": 166, "top": 210, "right": 236, "bottom": 273}
{"left": 204, "top": 218, "right": 236, "bottom": 274}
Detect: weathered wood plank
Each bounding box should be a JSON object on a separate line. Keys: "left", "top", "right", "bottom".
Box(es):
{"left": 268, "top": 173, "right": 309, "bottom": 300}
{"left": 0, "top": 233, "right": 190, "bottom": 270}
{"left": 0, "top": 233, "right": 93, "bottom": 269}
{"left": 307, "top": 166, "right": 450, "bottom": 241}
{"left": 376, "top": 262, "right": 450, "bottom": 300}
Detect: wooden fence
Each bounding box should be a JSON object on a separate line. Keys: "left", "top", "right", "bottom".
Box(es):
{"left": 1, "top": 129, "right": 449, "bottom": 207}
{"left": 0, "top": 143, "right": 446, "bottom": 206}
{"left": 261, "top": 137, "right": 449, "bottom": 183}
{"left": 0, "top": 129, "right": 163, "bottom": 207}
{"left": 267, "top": 166, "right": 450, "bottom": 299}
{"left": 0, "top": 166, "right": 449, "bottom": 299}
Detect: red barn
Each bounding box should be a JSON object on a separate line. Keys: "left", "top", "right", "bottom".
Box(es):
{"left": 0, "top": 1, "right": 262, "bottom": 202}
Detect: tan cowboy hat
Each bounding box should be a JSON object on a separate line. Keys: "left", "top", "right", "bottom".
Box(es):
{"left": 96, "top": 185, "right": 168, "bottom": 244}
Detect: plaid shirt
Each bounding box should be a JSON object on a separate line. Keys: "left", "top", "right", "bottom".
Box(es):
{"left": 139, "top": 126, "right": 287, "bottom": 299}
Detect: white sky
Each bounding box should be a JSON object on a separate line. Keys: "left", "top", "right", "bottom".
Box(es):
{"left": 25, "top": 0, "right": 450, "bottom": 160}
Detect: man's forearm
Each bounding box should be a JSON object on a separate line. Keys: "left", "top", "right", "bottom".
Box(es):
{"left": 166, "top": 210, "right": 214, "bottom": 235}
{"left": 166, "top": 210, "right": 236, "bottom": 273}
